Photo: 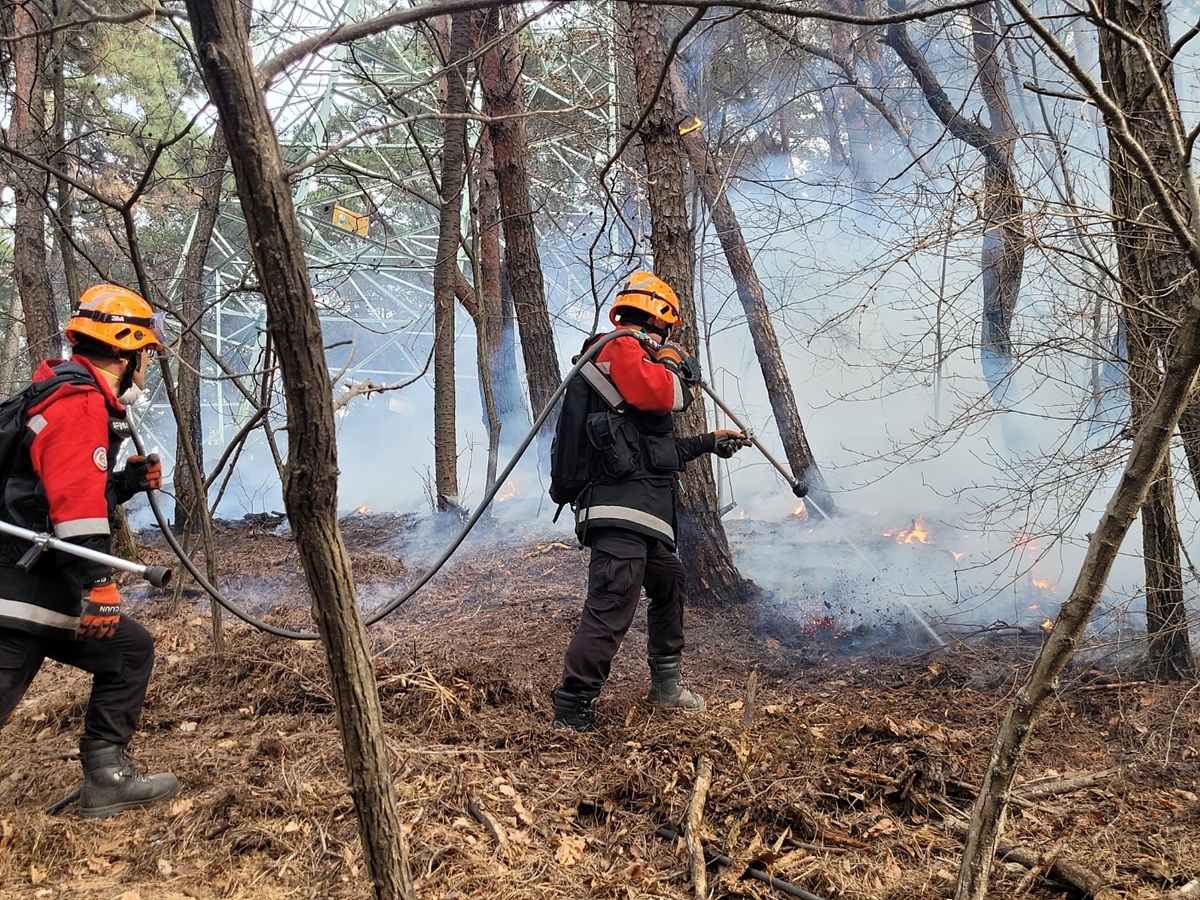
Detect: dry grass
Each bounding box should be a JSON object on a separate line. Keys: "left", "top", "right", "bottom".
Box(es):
{"left": 1, "top": 516, "right": 1198, "bottom": 900}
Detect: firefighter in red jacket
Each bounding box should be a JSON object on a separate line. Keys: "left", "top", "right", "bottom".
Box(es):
{"left": 551, "top": 272, "right": 747, "bottom": 731}
{"left": 0, "top": 284, "right": 179, "bottom": 817}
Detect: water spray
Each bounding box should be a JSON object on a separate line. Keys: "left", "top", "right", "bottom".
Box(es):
{"left": 699, "top": 382, "right": 946, "bottom": 648}
{"left": 141, "top": 329, "right": 943, "bottom": 648}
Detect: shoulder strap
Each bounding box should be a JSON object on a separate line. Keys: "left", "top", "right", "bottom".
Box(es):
{"left": 579, "top": 361, "right": 625, "bottom": 411}
{"left": 572, "top": 334, "right": 625, "bottom": 412}
{"left": 24, "top": 364, "right": 98, "bottom": 410}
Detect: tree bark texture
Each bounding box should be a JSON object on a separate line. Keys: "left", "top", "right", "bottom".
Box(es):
{"left": 479, "top": 5, "right": 561, "bottom": 436}
{"left": 629, "top": 2, "right": 751, "bottom": 606}
{"left": 671, "top": 68, "right": 837, "bottom": 515}
{"left": 1098, "top": 0, "right": 1195, "bottom": 680}
{"left": 8, "top": 0, "right": 61, "bottom": 369}
{"left": 433, "top": 11, "right": 471, "bottom": 511}
{"left": 470, "top": 13, "right": 530, "bottom": 446}
{"left": 1, "top": 289, "right": 22, "bottom": 395}
{"left": 48, "top": 19, "right": 78, "bottom": 310}
{"left": 183, "top": 4, "right": 414, "bottom": 899}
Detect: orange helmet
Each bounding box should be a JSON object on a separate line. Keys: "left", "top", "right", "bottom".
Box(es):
{"left": 66, "top": 284, "right": 165, "bottom": 353}
{"left": 609, "top": 271, "right": 680, "bottom": 329}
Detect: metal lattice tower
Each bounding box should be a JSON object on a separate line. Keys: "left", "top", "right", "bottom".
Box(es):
{"left": 184, "top": 0, "right": 625, "bottom": 449}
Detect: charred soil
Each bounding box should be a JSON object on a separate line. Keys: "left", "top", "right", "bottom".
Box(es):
{"left": 1, "top": 515, "right": 1198, "bottom": 900}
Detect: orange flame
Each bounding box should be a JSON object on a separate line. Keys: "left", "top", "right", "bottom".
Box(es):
{"left": 1031, "top": 577, "right": 1058, "bottom": 594}
{"left": 948, "top": 549, "right": 964, "bottom": 561}
{"left": 793, "top": 500, "right": 809, "bottom": 520}
{"left": 496, "top": 481, "right": 518, "bottom": 502}
{"left": 883, "top": 515, "right": 932, "bottom": 545}
{"left": 678, "top": 116, "right": 703, "bottom": 136}
{"left": 356, "top": 506, "right": 371, "bottom": 515}
{"left": 737, "top": 509, "right": 746, "bottom": 520}
{"left": 1041, "top": 619, "right": 1054, "bottom": 631}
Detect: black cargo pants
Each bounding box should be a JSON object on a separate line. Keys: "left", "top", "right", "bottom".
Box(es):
{"left": 0, "top": 616, "right": 155, "bottom": 745}
{"left": 560, "top": 529, "right": 687, "bottom": 695}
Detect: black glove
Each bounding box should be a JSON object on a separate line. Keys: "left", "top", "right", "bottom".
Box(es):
{"left": 654, "top": 342, "right": 702, "bottom": 385}
{"left": 714, "top": 430, "right": 750, "bottom": 458}
{"left": 120, "top": 453, "right": 162, "bottom": 499}
{"left": 678, "top": 355, "right": 702, "bottom": 385}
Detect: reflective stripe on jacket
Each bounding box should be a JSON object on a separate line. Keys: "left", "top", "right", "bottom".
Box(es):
{"left": 574, "top": 331, "right": 713, "bottom": 550}
{"left": 0, "top": 357, "right": 127, "bottom": 639}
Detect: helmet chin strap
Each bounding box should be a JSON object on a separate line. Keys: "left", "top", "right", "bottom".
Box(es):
{"left": 117, "top": 352, "right": 138, "bottom": 396}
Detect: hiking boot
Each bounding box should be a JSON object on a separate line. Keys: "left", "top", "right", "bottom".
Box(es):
{"left": 551, "top": 687, "right": 598, "bottom": 732}
{"left": 647, "top": 654, "right": 705, "bottom": 711}
{"left": 79, "top": 740, "right": 180, "bottom": 819}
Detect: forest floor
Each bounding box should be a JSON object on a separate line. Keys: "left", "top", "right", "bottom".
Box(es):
{"left": 1, "top": 512, "right": 1199, "bottom": 900}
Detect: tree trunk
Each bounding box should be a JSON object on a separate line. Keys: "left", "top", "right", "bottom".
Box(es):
{"left": 1, "top": 288, "right": 24, "bottom": 396}
{"left": 1098, "top": 0, "right": 1195, "bottom": 680}
{"left": 479, "top": 5, "right": 561, "bottom": 434}
{"left": 885, "top": 9, "right": 1026, "bottom": 414}
{"left": 8, "top": 0, "right": 60, "bottom": 369}
{"left": 956, "top": 1, "right": 1200, "bottom": 895}
{"left": 671, "top": 68, "right": 837, "bottom": 516}
{"left": 954, "top": 306, "right": 1200, "bottom": 900}
{"left": 48, "top": 14, "right": 78, "bottom": 309}
{"left": 174, "top": 129, "right": 227, "bottom": 533}
{"left": 183, "top": 4, "right": 414, "bottom": 899}
{"left": 432, "top": 11, "right": 471, "bottom": 512}
{"left": 470, "top": 13, "right": 530, "bottom": 448}
{"left": 629, "top": 2, "right": 752, "bottom": 607}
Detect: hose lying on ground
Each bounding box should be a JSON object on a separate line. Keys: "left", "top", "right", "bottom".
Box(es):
{"left": 654, "top": 826, "right": 829, "bottom": 900}
{"left": 131, "top": 330, "right": 631, "bottom": 640}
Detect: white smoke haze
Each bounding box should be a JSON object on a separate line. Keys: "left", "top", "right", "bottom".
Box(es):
{"left": 129, "top": 9, "right": 1200, "bottom": 655}
{"left": 128, "top": 156, "right": 1167, "bottom": 654}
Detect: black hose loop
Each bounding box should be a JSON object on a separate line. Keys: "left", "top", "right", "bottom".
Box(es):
{"left": 130, "top": 329, "right": 632, "bottom": 641}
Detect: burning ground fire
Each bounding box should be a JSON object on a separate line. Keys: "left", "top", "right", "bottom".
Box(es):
{"left": 883, "top": 515, "right": 932, "bottom": 545}
{"left": 879, "top": 515, "right": 967, "bottom": 563}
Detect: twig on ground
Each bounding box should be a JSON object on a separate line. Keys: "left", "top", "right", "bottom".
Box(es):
{"left": 1075, "top": 681, "right": 1150, "bottom": 692}
{"left": 467, "top": 794, "right": 509, "bottom": 859}
{"left": 1014, "top": 766, "right": 1122, "bottom": 800}
{"left": 743, "top": 668, "right": 758, "bottom": 729}
{"left": 686, "top": 755, "right": 714, "bottom": 900}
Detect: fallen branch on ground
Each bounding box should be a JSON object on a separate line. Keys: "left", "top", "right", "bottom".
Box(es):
{"left": 686, "top": 755, "right": 713, "bottom": 900}
{"left": 654, "top": 826, "right": 830, "bottom": 900}
{"left": 1014, "top": 767, "right": 1123, "bottom": 800}
{"left": 945, "top": 817, "right": 1119, "bottom": 899}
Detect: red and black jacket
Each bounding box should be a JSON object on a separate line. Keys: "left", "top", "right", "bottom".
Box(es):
{"left": 575, "top": 332, "right": 715, "bottom": 551}
{"left": 0, "top": 357, "right": 129, "bottom": 639}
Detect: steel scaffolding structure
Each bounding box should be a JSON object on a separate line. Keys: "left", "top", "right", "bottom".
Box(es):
{"left": 172, "top": 1, "right": 625, "bottom": 452}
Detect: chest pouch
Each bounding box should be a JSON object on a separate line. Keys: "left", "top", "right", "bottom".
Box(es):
{"left": 642, "top": 434, "right": 682, "bottom": 473}
{"left": 587, "top": 411, "right": 641, "bottom": 478}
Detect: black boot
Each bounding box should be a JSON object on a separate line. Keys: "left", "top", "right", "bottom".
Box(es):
{"left": 647, "top": 654, "right": 705, "bottom": 711}
{"left": 550, "top": 687, "right": 598, "bottom": 732}
{"left": 79, "top": 740, "right": 180, "bottom": 819}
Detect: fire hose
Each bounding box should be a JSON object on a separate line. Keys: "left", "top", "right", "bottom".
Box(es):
{"left": 127, "top": 328, "right": 636, "bottom": 640}
{"left": 122, "top": 328, "right": 940, "bottom": 646}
